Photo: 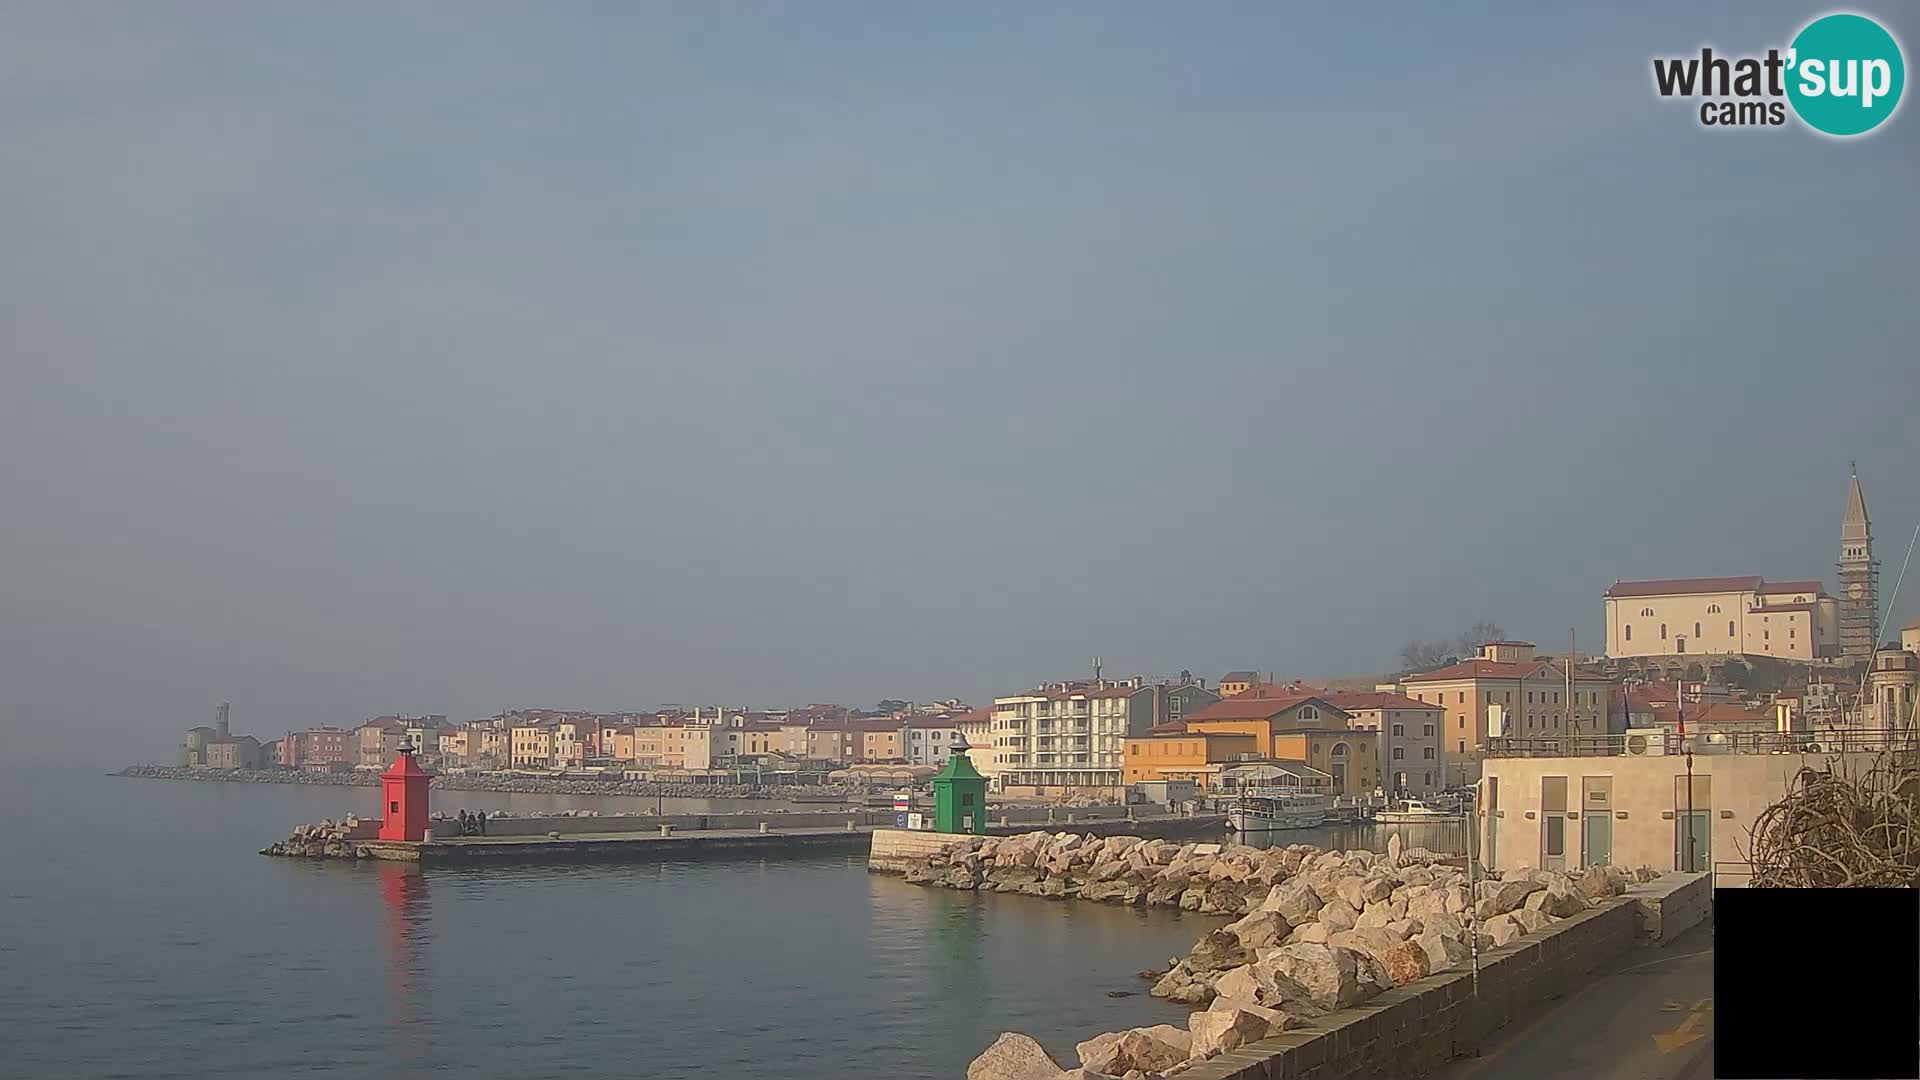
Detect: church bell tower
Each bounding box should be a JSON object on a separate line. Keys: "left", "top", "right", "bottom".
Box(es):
{"left": 1838, "top": 463, "right": 1879, "bottom": 662}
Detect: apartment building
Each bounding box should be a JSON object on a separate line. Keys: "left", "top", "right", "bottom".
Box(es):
{"left": 1177, "top": 689, "right": 1376, "bottom": 796}
{"left": 1321, "top": 691, "right": 1445, "bottom": 796}
{"left": 990, "top": 677, "right": 1219, "bottom": 797}
{"left": 1386, "top": 641, "right": 1612, "bottom": 787}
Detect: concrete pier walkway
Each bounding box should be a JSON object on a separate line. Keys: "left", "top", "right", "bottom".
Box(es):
{"left": 1433, "top": 920, "right": 1714, "bottom": 1080}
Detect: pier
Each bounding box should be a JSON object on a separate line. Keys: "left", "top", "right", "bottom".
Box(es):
{"left": 265, "top": 809, "right": 1231, "bottom": 864}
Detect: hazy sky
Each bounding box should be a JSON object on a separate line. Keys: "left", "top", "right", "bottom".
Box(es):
{"left": 4, "top": 3, "right": 1918, "bottom": 763}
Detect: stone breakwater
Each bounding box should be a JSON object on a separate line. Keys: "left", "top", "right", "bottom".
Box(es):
{"left": 897, "top": 831, "right": 1661, "bottom": 1080}
{"left": 260, "top": 818, "right": 382, "bottom": 859}
{"left": 117, "top": 764, "right": 858, "bottom": 801}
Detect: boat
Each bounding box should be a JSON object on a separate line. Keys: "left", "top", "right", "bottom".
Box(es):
{"left": 1227, "top": 789, "right": 1330, "bottom": 832}
{"left": 1371, "top": 799, "right": 1467, "bottom": 824}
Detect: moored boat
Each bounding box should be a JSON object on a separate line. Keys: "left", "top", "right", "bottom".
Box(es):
{"left": 1227, "top": 789, "right": 1330, "bottom": 832}
{"left": 1371, "top": 798, "right": 1466, "bottom": 824}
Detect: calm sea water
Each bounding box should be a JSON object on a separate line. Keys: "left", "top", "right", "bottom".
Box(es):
{"left": 0, "top": 769, "right": 1231, "bottom": 1080}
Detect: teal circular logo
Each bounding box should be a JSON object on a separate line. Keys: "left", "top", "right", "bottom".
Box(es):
{"left": 1787, "top": 13, "right": 1905, "bottom": 136}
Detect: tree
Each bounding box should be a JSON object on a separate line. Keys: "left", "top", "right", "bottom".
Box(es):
{"left": 1397, "top": 621, "right": 1507, "bottom": 674}
{"left": 1453, "top": 621, "right": 1507, "bottom": 659}
{"left": 1398, "top": 640, "right": 1452, "bottom": 672}
{"left": 874, "top": 699, "right": 913, "bottom": 715}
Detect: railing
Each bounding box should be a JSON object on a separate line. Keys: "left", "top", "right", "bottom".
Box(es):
{"left": 1712, "top": 860, "right": 1754, "bottom": 888}
{"left": 1487, "top": 728, "right": 1920, "bottom": 758}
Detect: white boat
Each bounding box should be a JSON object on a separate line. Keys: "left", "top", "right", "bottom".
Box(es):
{"left": 1371, "top": 799, "right": 1466, "bottom": 824}
{"left": 1227, "top": 790, "right": 1330, "bottom": 832}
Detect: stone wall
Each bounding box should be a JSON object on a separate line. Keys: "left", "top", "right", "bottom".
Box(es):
{"left": 1178, "top": 897, "right": 1639, "bottom": 1080}
{"left": 1628, "top": 872, "right": 1711, "bottom": 945}
{"left": 868, "top": 818, "right": 1231, "bottom": 876}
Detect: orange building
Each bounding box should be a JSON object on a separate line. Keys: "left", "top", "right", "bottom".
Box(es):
{"left": 1122, "top": 730, "right": 1260, "bottom": 786}
{"left": 1177, "top": 689, "right": 1378, "bottom": 795}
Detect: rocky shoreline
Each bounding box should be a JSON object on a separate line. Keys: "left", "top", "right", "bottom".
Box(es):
{"left": 116, "top": 764, "right": 860, "bottom": 801}
{"left": 900, "top": 831, "right": 1658, "bottom": 1079}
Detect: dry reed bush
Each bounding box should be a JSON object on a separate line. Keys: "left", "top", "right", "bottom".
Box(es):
{"left": 1745, "top": 751, "right": 1920, "bottom": 888}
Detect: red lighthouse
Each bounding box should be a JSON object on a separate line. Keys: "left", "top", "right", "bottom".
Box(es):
{"left": 377, "top": 743, "right": 432, "bottom": 842}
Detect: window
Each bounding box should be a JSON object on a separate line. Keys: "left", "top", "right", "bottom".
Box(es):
{"left": 1707, "top": 604, "right": 1721, "bottom": 614}
{"left": 1553, "top": 691, "right": 1560, "bottom": 704}
{"left": 1694, "top": 622, "right": 1701, "bottom": 638}
{"left": 1425, "top": 772, "right": 1433, "bottom": 786}
{"left": 1641, "top": 607, "right": 1655, "bottom": 617}
{"left": 1423, "top": 747, "right": 1435, "bottom": 759}
{"left": 1729, "top": 620, "right": 1736, "bottom": 637}
{"left": 1392, "top": 748, "right": 1405, "bottom": 760}
{"left": 1423, "top": 724, "right": 1435, "bottom": 736}
{"left": 1790, "top": 627, "right": 1796, "bottom": 640}
{"left": 1660, "top": 623, "right": 1668, "bottom": 640}
{"left": 1528, "top": 692, "right": 1535, "bottom": 704}
{"left": 1764, "top": 630, "right": 1770, "bottom": 641}
{"left": 1298, "top": 706, "right": 1320, "bottom": 720}
{"left": 1391, "top": 723, "right": 1405, "bottom": 736}
{"left": 1457, "top": 692, "right": 1465, "bottom": 704}
{"left": 1330, "top": 742, "right": 1348, "bottom": 758}
{"left": 1458, "top": 740, "right": 1466, "bottom": 752}
{"left": 1625, "top": 625, "right": 1632, "bottom": 641}
{"left": 1458, "top": 717, "right": 1465, "bottom": 729}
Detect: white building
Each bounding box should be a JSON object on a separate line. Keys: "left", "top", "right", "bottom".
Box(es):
{"left": 990, "top": 677, "right": 1219, "bottom": 796}
{"left": 1603, "top": 576, "right": 1839, "bottom": 661}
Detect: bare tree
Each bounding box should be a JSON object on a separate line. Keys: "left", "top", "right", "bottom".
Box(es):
{"left": 1453, "top": 620, "right": 1507, "bottom": 659}
{"left": 1397, "top": 621, "right": 1507, "bottom": 674}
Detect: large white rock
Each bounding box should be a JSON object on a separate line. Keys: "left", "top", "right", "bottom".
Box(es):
{"left": 1334, "top": 875, "right": 1370, "bottom": 912}
{"left": 1224, "top": 909, "right": 1293, "bottom": 951}
{"left": 1189, "top": 1005, "right": 1279, "bottom": 1058}
{"left": 969, "top": 1032, "right": 1064, "bottom": 1080}
{"left": 1260, "top": 879, "right": 1325, "bottom": 923}
{"left": 1511, "top": 907, "right": 1554, "bottom": 934}
{"left": 1287, "top": 921, "right": 1332, "bottom": 945}
{"left": 1319, "top": 899, "right": 1361, "bottom": 932}
{"left": 1482, "top": 913, "right": 1525, "bottom": 947}
{"left": 1267, "top": 942, "right": 1372, "bottom": 1011}
{"left": 1475, "top": 879, "right": 1545, "bottom": 919}
{"left": 1525, "top": 884, "right": 1589, "bottom": 919}
{"left": 1415, "top": 929, "right": 1471, "bottom": 971}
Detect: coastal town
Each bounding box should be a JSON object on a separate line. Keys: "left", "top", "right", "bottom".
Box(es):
{"left": 147, "top": 471, "right": 1920, "bottom": 875}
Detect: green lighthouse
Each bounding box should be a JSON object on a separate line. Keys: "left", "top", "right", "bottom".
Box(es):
{"left": 931, "top": 734, "right": 989, "bottom": 835}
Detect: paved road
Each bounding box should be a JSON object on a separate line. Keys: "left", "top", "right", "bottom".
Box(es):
{"left": 1435, "top": 921, "right": 1715, "bottom": 1080}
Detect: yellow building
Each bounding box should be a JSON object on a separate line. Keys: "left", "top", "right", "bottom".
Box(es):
{"left": 1177, "top": 690, "right": 1377, "bottom": 796}
{"left": 1217, "top": 672, "right": 1261, "bottom": 698}
{"left": 1389, "top": 642, "right": 1612, "bottom": 786}
{"left": 510, "top": 721, "right": 554, "bottom": 768}
{"left": 1122, "top": 731, "right": 1259, "bottom": 786}
{"left": 1603, "top": 576, "right": 1838, "bottom": 661}
{"left": 858, "top": 726, "right": 903, "bottom": 763}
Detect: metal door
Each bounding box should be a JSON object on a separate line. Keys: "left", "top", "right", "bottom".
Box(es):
{"left": 1581, "top": 776, "right": 1613, "bottom": 866}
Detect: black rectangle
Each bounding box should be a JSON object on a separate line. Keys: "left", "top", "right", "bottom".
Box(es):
{"left": 1716, "top": 888, "right": 1919, "bottom": 1079}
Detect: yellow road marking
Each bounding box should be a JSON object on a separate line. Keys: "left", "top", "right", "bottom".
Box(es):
{"left": 1654, "top": 1009, "right": 1711, "bottom": 1053}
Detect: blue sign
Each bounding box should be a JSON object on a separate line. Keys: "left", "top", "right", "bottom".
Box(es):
{"left": 894, "top": 812, "right": 909, "bottom": 828}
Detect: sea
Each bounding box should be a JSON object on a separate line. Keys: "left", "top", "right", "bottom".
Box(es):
{"left": 0, "top": 767, "right": 1463, "bottom": 1080}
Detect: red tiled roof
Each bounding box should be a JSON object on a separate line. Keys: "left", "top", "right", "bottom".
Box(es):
{"left": 1320, "top": 691, "right": 1443, "bottom": 713}
{"left": 1402, "top": 658, "right": 1610, "bottom": 684}
{"left": 1605, "top": 576, "right": 1764, "bottom": 598}
{"left": 1147, "top": 721, "right": 1188, "bottom": 735}
{"left": 1760, "top": 580, "right": 1826, "bottom": 596}
{"left": 900, "top": 714, "right": 964, "bottom": 729}
{"left": 1182, "top": 693, "right": 1337, "bottom": 723}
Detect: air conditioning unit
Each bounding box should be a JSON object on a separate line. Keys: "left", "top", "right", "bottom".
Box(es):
{"left": 1625, "top": 732, "right": 1668, "bottom": 756}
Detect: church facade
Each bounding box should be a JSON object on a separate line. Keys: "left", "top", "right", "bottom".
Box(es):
{"left": 1601, "top": 469, "right": 1877, "bottom": 664}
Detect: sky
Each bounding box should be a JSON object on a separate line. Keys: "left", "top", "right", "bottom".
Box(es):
{"left": 3, "top": 2, "right": 1918, "bottom": 764}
